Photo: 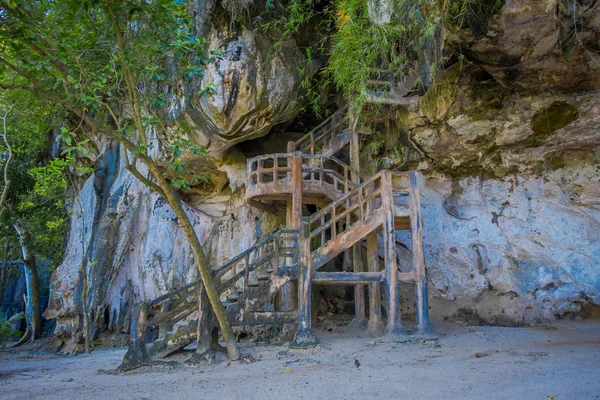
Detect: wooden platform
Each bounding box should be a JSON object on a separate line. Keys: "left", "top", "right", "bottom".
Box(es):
{"left": 246, "top": 153, "right": 358, "bottom": 208}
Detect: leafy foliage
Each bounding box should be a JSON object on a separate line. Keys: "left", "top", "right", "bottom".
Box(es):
{"left": 255, "top": 0, "right": 506, "bottom": 115}
{"left": 326, "top": 0, "right": 440, "bottom": 100}
{"left": 0, "top": 313, "right": 23, "bottom": 347}
{"left": 0, "top": 0, "right": 217, "bottom": 191}
{"left": 0, "top": 91, "right": 68, "bottom": 269}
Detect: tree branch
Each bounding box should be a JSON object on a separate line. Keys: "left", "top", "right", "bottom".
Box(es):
{"left": 0, "top": 105, "right": 14, "bottom": 212}
{"left": 125, "top": 162, "right": 166, "bottom": 198}
{"left": 105, "top": 0, "right": 149, "bottom": 149}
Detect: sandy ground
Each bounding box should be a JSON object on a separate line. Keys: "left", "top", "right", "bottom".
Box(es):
{"left": 0, "top": 320, "right": 599, "bottom": 400}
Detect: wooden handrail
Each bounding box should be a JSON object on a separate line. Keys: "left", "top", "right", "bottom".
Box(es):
{"left": 140, "top": 228, "right": 299, "bottom": 331}
{"left": 292, "top": 105, "right": 349, "bottom": 154}
{"left": 306, "top": 169, "right": 387, "bottom": 227}
{"left": 305, "top": 170, "right": 389, "bottom": 251}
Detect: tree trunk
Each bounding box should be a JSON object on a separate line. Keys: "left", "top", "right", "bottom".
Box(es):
{"left": 81, "top": 257, "right": 91, "bottom": 353}
{"left": 14, "top": 224, "right": 42, "bottom": 342}
{"left": 0, "top": 238, "right": 10, "bottom": 311}
{"left": 74, "top": 194, "right": 91, "bottom": 354}
{"left": 105, "top": 2, "right": 240, "bottom": 360}
{"left": 148, "top": 165, "right": 240, "bottom": 360}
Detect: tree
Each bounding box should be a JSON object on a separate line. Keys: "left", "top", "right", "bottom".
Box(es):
{"left": 0, "top": 0, "right": 240, "bottom": 360}
{"left": 0, "top": 106, "right": 14, "bottom": 314}
{"left": 0, "top": 89, "right": 68, "bottom": 344}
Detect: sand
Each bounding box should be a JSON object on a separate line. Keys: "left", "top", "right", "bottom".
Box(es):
{"left": 1, "top": 320, "right": 599, "bottom": 400}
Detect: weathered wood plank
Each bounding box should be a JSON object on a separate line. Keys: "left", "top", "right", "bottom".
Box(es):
{"left": 312, "top": 271, "right": 384, "bottom": 284}
{"left": 409, "top": 171, "right": 435, "bottom": 338}
{"left": 195, "top": 282, "right": 213, "bottom": 357}
{"left": 367, "top": 232, "right": 384, "bottom": 335}
{"left": 312, "top": 210, "right": 384, "bottom": 270}
{"left": 290, "top": 221, "right": 318, "bottom": 347}
{"left": 352, "top": 242, "right": 366, "bottom": 325}
{"left": 382, "top": 171, "right": 407, "bottom": 338}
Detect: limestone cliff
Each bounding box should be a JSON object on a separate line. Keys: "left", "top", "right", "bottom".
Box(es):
{"left": 362, "top": 0, "right": 600, "bottom": 323}
{"left": 45, "top": 0, "right": 600, "bottom": 349}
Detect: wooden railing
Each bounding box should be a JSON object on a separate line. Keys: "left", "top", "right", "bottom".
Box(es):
{"left": 246, "top": 152, "right": 362, "bottom": 201}
{"left": 289, "top": 105, "right": 349, "bottom": 155}
{"left": 362, "top": 70, "right": 418, "bottom": 104}
{"left": 305, "top": 170, "right": 388, "bottom": 254}
{"left": 300, "top": 154, "right": 360, "bottom": 192}
{"left": 247, "top": 153, "right": 293, "bottom": 188}
{"left": 120, "top": 228, "right": 299, "bottom": 369}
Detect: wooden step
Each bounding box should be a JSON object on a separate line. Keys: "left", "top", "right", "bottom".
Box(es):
{"left": 147, "top": 319, "right": 197, "bottom": 360}
{"left": 256, "top": 272, "right": 270, "bottom": 281}
{"left": 227, "top": 293, "right": 239, "bottom": 303}
{"left": 233, "top": 311, "right": 299, "bottom": 326}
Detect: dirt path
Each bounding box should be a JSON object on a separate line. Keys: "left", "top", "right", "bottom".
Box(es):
{"left": 1, "top": 321, "right": 599, "bottom": 399}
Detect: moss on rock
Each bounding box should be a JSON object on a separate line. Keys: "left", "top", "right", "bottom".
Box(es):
{"left": 529, "top": 101, "right": 578, "bottom": 145}
{"left": 419, "top": 62, "right": 463, "bottom": 122}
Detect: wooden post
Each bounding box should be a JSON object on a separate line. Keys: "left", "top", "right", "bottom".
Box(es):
{"left": 158, "top": 300, "right": 173, "bottom": 339}
{"left": 118, "top": 302, "right": 151, "bottom": 370}
{"left": 408, "top": 171, "right": 436, "bottom": 339}
{"left": 352, "top": 243, "right": 366, "bottom": 327}
{"left": 244, "top": 254, "right": 250, "bottom": 313}
{"left": 348, "top": 108, "right": 366, "bottom": 327}
{"left": 366, "top": 232, "right": 384, "bottom": 336}
{"left": 291, "top": 152, "right": 303, "bottom": 230}
{"left": 195, "top": 282, "right": 214, "bottom": 357}
{"left": 290, "top": 220, "right": 318, "bottom": 348}
{"left": 278, "top": 153, "right": 302, "bottom": 311}
{"left": 382, "top": 171, "right": 408, "bottom": 341}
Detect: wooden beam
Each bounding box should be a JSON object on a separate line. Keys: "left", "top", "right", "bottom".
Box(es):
{"left": 158, "top": 300, "right": 173, "bottom": 339}
{"left": 367, "top": 232, "right": 384, "bottom": 335}
{"left": 352, "top": 242, "right": 366, "bottom": 326}
{"left": 409, "top": 171, "right": 435, "bottom": 338}
{"left": 195, "top": 282, "right": 214, "bottom": 357}
{"left": 290, "top": 220, "right": 318, "bottom": 348}
{"left": 291, "top": 153, "right": 303, "bottom": 229}
{"left": 382, "top": 171, "right": 408, "bottom": 340}
{"left": 312, "top": 211, "right": 384, "bottom": 270}
{"left": 312, "top": 271, "right": 384, "bottom": 285}
{"left": 277, "top": 154, "right": 302, "bottom": 312}
{"left": 348, "top": 123, "right": 367, "bottom": 327}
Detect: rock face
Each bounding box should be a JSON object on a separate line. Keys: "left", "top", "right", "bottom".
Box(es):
{"left": 44, "top": 142, "right": 284, "bottom": 349}
{"left": 360, "top": 0, "right": 600, "bottom": 324}
{"left": 44, "top": 17, "right": 296, "bottom": 349}
{"left": 45, "top": 0, "right": 600, "bottom": 349}
{"left": 182, "top": 20, "right": 302, "bottom": 155}
{"left": 1, "top": 262, "right": 26, "bottom": 331}
{"left": 396, "top": 164, "right": 600, "bottom": 325}
{"left": 450, "top": 0, "right": 600, "bottom": 91}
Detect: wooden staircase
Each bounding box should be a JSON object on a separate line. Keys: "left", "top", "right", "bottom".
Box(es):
{"left": 119, "top": 104, "right": 435, "bottom": 370}
{"left": 119, "top": 229, "right": 300, "bottom": 369}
